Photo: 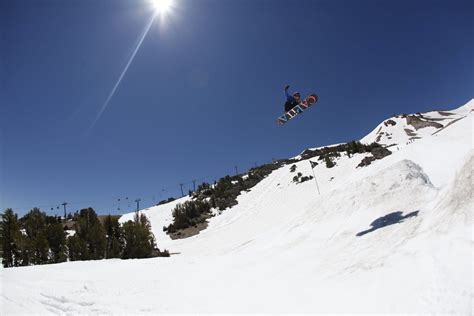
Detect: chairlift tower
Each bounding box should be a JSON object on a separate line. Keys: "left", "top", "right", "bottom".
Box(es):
{"left": 62, "top": 202, "right": 68, "bottom": 220}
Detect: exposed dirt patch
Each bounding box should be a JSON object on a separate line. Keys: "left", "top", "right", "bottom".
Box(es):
{"left": 419, "top": 116, "right": 449, "bottom": 122}
{"left": 357, "top": 147, "right": 392, "bottom": 168}
{"left": 404, "top": 128, "right": 417, "bottom": 137}
{"left": 406, "top": 115, "right": 443, "bottom": 130}
{"left": 169, "top": 220, "right": 209, "bottom": 240}
{"left": 438, "top": 111, "right": 455, "bottom": 116}
{"left": 376, "top": 132, "right": 384, "bottom": 142}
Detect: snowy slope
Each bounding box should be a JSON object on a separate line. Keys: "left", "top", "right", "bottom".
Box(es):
{"left": 2, "top": 100, "right": 472, "bottom": 314}
{"left": 361, "top": 101, "right": 472, "bottom": 146}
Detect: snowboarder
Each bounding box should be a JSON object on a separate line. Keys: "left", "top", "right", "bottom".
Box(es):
{"left": 284, "top": 85, "right": 301, "bottom": 112}
{"left": 277, "top": 86, "right": 318, "bottom": 125}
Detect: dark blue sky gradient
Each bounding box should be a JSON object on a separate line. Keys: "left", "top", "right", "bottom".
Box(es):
{"left": 1, "top": 0, "right": 472, "bottom": 215}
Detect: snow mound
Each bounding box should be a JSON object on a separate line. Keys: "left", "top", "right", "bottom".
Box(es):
{"left": 430, "top": 152, "right": 473, "bottom": 226}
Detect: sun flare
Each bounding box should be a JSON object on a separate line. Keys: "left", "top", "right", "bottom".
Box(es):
{"left": 152, "top": 0, "right": 173, "bottom": 15}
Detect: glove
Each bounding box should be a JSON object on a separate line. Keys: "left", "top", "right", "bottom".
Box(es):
{"left": 284, "top": 85, "right": 290, "bottom": 91}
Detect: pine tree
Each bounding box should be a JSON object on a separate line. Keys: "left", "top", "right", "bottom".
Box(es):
{"left": 122, "top": 213, "right": 155, "bottom": 259}
{"left": 74, "top": 208, "right": 107, "bottom": 260}
{"left": 67, "top": 235, "right": 88, "bottom": 261}
{"left": 23, "top": 208, "right": 50, "bottom": 265}
{"left": 325, "top": 156, "right": 335, "bottom": 168}
{"left": 31, "top": 233, "right": 49, "bottom": 265}
{"left": 104, "top": 215, "right": 123, "bottom": 259}
{"left": 15, "top": 232, "right": 32, "bottom": 266}
{"left": 46, "top": 222, "right": 67, "bottom": 263}
{"left": 23, "top": 208, "right": 46, "bottom": 238}
{"left": 0, "top": 209, "right": 22, "bottom": 267}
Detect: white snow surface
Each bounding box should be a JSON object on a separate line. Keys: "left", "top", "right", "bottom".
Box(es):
{"left": 2, "top": 100, "right": 473, "bottom": 314}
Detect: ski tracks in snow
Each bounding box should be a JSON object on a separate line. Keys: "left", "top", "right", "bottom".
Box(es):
{"left": 39, "top": 291, "right": 104, "bottom": 315}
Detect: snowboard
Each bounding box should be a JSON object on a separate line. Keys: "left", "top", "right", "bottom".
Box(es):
{"left": 277, "top": 94, "right": 318, "bottom": 125}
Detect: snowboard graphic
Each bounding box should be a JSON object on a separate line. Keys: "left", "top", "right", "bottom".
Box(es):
{"left": 277, "top": 94, "right": 318, "bottom": 125}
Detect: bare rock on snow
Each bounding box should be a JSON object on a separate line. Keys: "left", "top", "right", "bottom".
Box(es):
{"left": 357, "top": 146, "right": 392, "bottom": 168}
{"left": 406, "top": 115, "right": 443, "bottom": 130}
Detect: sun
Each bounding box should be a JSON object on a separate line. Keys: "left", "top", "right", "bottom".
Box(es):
{"left": 152, "top": 0, "right": 173, "bottom": 15}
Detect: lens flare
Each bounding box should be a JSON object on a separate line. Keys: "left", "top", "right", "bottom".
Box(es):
{"left": 88, "top": 0, "right": 176, "bottom": 132}
{"left": 89, "top": 13, "right": 156, "bottom": 131}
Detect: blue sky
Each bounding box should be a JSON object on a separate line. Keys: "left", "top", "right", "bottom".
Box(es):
{"left": 1, "top": 0, "right": 472, "bottom": 216}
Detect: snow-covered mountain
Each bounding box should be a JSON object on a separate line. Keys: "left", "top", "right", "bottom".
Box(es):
{"left": 2, "top": 100, "right": 472, "bottom": 314}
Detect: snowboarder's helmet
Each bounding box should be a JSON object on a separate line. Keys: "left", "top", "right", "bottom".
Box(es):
{"left": 293, "top": 92, "right": 301, "bottom": 98}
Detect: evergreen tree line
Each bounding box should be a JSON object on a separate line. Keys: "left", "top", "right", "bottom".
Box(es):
{"left": 299, "top": 140, "right": 388, "bottom": 168}
{"left": 300, "top": 140, "right": 383, "bottom": 161}
{"left": 0, "top": 207, "right": 168, "bottom": 268}
{"left": 164, "top": 200, "right": 211, "bottom": 234}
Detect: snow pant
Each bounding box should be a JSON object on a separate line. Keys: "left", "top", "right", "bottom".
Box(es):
{"left": 285, "top": 100, "right": 298, "bottom": 112}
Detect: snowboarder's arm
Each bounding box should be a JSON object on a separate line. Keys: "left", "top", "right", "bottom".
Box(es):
{"left": 284, "top": 87, "right": 293, "bottom": 101}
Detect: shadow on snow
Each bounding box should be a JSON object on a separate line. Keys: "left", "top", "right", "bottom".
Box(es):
{"left": 356, "top": 211, "right": 420, "bottom": 237}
